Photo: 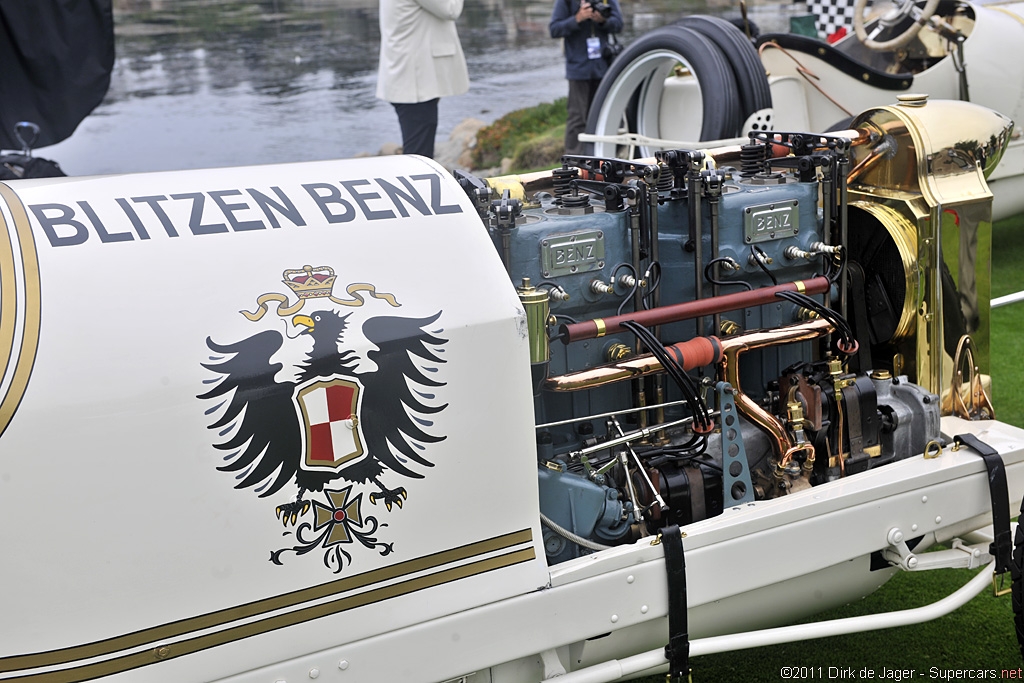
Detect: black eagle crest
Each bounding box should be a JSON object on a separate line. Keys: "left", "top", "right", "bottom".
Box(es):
{"left": 199, "top": 308, "right": 448, "bottom": 526}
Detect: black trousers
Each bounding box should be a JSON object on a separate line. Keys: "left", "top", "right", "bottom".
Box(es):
{"left": 392, "top": 98, "right": 439, "bottom": 159}
{"left": 565, "top": 79, "right": 601, "bottom": 155}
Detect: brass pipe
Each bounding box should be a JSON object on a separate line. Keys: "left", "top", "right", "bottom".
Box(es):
{"left": 717, "top": 319, "right": 834, "bottom": 465}
{"left": 846, "top": 146, "right": 887, "bottom": 184}
{"left": 544, "top": 336, "right": 722, "bottom": 392}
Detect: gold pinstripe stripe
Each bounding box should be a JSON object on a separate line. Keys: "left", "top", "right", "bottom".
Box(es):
{"left": 9, "top": 546, "right": 536, "bottom": 682}
{"left": 0, "top": 529, "right": 533, "bottom": 673}
{"left": 0, "top": 183, "right": 41, "bottom": 437}
{"left": 990, "top": 5, "right": 1024, "bottom": 26}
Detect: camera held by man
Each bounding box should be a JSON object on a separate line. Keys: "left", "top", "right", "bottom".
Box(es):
{"left": 590, "top": 0, "right": 613, "bottom": 18}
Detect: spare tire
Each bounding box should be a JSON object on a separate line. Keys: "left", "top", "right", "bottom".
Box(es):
{"left": 676, "top": 15, "right": 771, "bottom": 124}
{"left": 585, "top": 24, "right": 742, "bottom": 158}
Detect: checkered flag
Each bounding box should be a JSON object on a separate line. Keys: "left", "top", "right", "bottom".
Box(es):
{"left": 805, "top": 0, "right": 868, "bottom": 40}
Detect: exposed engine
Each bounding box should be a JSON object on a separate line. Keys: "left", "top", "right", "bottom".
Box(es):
{"left": 455, "top": 123, "right": 983, "bottom": 565}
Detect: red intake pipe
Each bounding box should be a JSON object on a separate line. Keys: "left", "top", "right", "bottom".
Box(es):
{"left": 559, "top": 277, "right": 831, "bottom": 344}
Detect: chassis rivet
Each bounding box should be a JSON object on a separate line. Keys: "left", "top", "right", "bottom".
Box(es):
{"left": 641, "top": 605, "right": 649, "bottom": 614}
{"left": 935, "top": 516, "right": 942, "bottom": 524}
{"left": 339, "top": 660, "right": 350, "bottom": 671}
{"left": 912, "top": 524, "right": 919, "bottom": 531}
{"left": 922, "top": 495, "right": 928, "bottom": 503}
{"left": 611, "top": 614, "right": 619, "bottom": 623}
{"left": 626, "top": 575, "right": 635, "bottom": 584}
{"left": 310, "top": 669, "right": 320, "bottom": 679}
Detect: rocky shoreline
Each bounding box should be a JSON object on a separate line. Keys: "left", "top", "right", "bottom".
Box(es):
{"left": 359, "top": 118, "right": 484, "bottom": 169}
{"left": 361, "top": 117, "right": 526, "bottom": 177}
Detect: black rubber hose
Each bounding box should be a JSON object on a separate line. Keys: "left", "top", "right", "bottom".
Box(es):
{"left": 676, "top": 15, "right": 772, "bottom": 129}
{"left": 585, "top": 24, "right": 742, "bottom": 146}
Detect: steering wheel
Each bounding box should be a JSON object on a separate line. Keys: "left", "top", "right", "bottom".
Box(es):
{"left": 853, "top": 0, "right": 941, "bottom": 51}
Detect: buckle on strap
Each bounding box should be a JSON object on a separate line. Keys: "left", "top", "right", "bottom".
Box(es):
{"left": 994, "top": 571, "right": 1012, "bottom": 598}
{"left": 666, "top": 673, "right": 694, "bottom": 683}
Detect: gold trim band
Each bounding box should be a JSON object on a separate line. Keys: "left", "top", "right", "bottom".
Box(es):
{"left": 794, "top": 280, "right": 806, "bottom": 294}
{"left": 0, "top": 529, "right": 533, "bottom": 673}
{"left": 990, "top": 6, "right": 1024, "bottom": 28}
{"left": 12, "top": 547, "right": 536, "bottom": 682}
{"left": 594, "top": 318, "right": 606, "bottom": 338}
{"left": 0, "top": 183, "right": 42, "bottom": 438}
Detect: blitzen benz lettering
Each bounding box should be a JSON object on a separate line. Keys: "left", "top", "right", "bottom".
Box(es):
{"left": 26, "top": 173, "right": 463, "bottom": 247}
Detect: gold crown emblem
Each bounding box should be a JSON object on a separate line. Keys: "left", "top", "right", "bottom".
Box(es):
{"left": 283, "top": 265, "right": 337, "bottom": 300}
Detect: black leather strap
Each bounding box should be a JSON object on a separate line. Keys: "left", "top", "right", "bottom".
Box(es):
{"left": 662, "top": 524, "right": 690, "bottom": 682}
{"left": 954, "top": 433, "right": 1012, "bottom": 575}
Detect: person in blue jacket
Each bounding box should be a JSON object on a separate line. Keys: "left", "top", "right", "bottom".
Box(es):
{"left": 549, "top": 0, "right": 624, "bottom": 155}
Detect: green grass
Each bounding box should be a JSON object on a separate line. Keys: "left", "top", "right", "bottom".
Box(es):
{"left": 633, "top": 215, "right": 1024, "bottom": 681}
{"left": 991, "top": 213, "right": 1024, "bottom": 427}
{"left": 471, "top": 98, "right": 567, "bottom": 171}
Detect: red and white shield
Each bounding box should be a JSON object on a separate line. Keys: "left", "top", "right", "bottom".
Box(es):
{"left": 296, "top": 378, "right": 366, "bottom": 471}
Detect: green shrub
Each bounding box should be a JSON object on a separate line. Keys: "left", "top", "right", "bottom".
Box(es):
{"left": 472, "top": 98, "right": 568, "bottom": 170}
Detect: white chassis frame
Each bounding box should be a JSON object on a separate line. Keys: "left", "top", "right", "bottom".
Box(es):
{"left": 215, "top": 416, "right": 1024, "bottom": 683}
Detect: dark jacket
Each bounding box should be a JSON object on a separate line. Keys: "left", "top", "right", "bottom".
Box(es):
{"left": 549, "top": 0, "right": 624, "bottom": 81}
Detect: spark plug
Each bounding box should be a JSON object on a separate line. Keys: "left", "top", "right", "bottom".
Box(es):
{"left": 784, "top": 245, "right": 815, "bottom": 261}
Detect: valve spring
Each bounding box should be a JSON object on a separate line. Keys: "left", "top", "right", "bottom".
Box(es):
{"left": 552, "top": 167, "right": 579, "bottom": 204}
{"left": 740, "top": 143, "right": 768, "bottom": 178}
{"left": 656, "top": 164, "right": 675, "bottom": 193}
{"left": 560, "top": 190, "right": 591, "bottom": 208}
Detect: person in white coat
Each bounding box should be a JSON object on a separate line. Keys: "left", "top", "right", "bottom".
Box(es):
{"left": 377, "top": 0, "right": 470, "bottom": 159}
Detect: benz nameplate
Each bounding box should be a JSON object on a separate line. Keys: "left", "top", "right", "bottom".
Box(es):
{"left": 743, "top": 200, "right": 799, "bottom": 243}
{"left": 541, "top": 230, "right": 605, "bottom": 277}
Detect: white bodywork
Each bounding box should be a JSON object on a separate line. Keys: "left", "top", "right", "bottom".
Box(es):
{"left": 586, "top": 1, "right": 1024, "bottom": 219}
{"left": 0, "top": 153, "right": 1020, "bottom": 682}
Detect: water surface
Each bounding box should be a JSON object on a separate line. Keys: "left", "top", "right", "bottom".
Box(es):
{"left": 40, "top": 0, "right": 793, "bottom": 175}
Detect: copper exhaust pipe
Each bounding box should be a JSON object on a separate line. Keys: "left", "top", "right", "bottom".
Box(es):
{"left": 543, "top": 336, "right": 722, "bottom": 392}
{"left": 718, "top": 318, "right": 833, "bottom": 467}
